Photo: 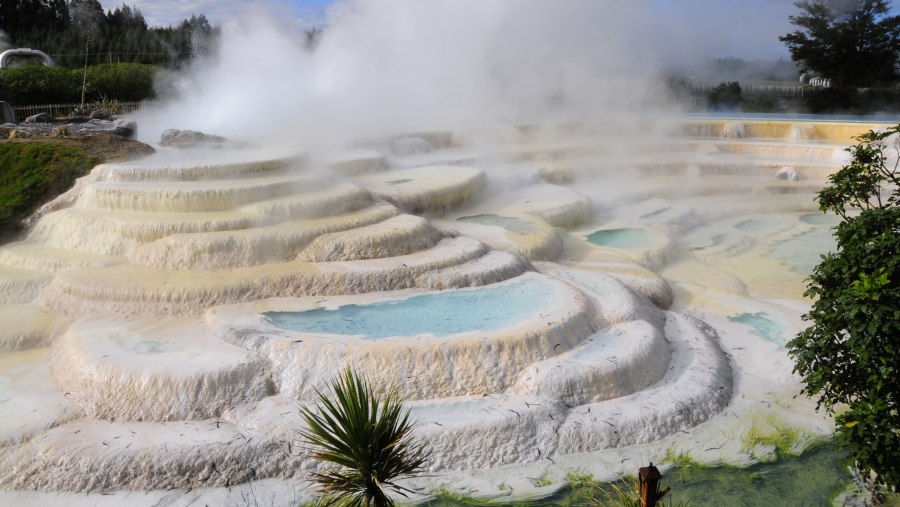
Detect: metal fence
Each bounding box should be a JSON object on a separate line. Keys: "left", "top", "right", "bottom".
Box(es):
{"left": 687, "top": 82, "right": 806, "bottom": 98}
{"left": 10, "top": 100, "right": 157, "bottom": 122}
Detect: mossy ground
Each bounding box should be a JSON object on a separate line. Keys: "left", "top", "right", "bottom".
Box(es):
{"left": 0, "top": 137, "right": 153, "bottom": 241}
{"left": 0, "top": 141, "right": 98, "bottom": 239}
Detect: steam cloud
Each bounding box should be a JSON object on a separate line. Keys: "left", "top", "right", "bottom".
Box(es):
{"left": 137, "top": 0, "right": 676, "bottom": 149}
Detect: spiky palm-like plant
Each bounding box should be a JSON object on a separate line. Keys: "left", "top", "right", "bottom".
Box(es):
{"left": 299, "top": 369, "right": 426, "bottom": 507}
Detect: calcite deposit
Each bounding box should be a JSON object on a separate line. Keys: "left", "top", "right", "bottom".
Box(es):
{"left": 0, "top": 119, "right": 887, "bottom": 505}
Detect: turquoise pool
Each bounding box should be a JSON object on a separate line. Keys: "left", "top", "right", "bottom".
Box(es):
{"left": 265, "top": 277, "right": 555, "bottom": 339}
{"left": 728, "top": 312, "right": 785, "bottom": 346}
{"left": 798, "top": 213, "right": 840, "bottom": 226}
{"left": 587, "top": 228, "right": 656, "bottom": 249}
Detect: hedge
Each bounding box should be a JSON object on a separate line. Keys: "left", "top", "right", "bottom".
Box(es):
{"left": 0, "top": 63, "right": 157, "bottom": 105}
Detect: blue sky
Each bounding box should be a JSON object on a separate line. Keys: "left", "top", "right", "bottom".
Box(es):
{"left": 101, "top": 0, "right": 900, "bottom": 60}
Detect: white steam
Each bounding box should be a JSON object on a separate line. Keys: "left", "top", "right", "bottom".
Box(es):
{"left": 137, "top": 0, "right": 674, "bottom": 149}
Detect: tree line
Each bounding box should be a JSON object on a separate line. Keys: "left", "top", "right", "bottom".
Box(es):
{"left": 0, "top": 0, "right": 217, "bottom": 67}
{"left": 781, "top": 0, "right": 900, "bottom": 87}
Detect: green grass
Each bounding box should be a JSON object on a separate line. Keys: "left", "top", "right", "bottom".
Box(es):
{"left": 0, "top": 141, "right": 97, "bottom": 239}
{"left": 739, "top": 413, "right": 820, "bottom": 459}
{"left": 430, "top": 488, "right": 500, "bottom": 507}
{"left": 530, "top": 475, "right": 553, "bottom": 488}
{"left": 663, "top": 450, "right": 703, "bottom": 470}
{"left": 566, "top": 471, "right": 600, "bottom": 488}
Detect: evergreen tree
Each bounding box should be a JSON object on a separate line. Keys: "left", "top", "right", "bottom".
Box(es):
{"left": 0, "top": 0, "right": 218, "bottom": 67}
{"left": 780, "top": 0, "right": 900, "bottom": 86}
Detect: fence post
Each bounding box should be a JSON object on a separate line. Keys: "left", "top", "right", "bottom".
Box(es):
{"left": 638, "top": 463, "right": 670, "bottom": 507}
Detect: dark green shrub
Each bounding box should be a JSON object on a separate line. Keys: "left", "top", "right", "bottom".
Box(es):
{"left": 84, "top": 63, "right": 156, "bottom": 102}
{"left": 0, "top": 66, "right": 81, "bottom": 105}
{"left": 789, "top": 127, "right": 900, "bottom": 490}
{"left": 802, "top": 85, "right": 900, "bottom": 114}
{"left": 0, "top": 63, "right": 157, "bottom": 105}
{"left": 707, "top": 82, "right": 742, "bottom": 109}
{"left": 803, "top": 86, "right": 859, "bottom": 114}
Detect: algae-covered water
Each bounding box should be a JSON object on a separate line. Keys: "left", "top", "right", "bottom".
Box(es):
{"left": 421, "top": 444, "right": 855, "bottom": 506}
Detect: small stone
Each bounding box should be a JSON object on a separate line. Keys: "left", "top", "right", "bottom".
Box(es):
{"left": 8, "top": 129, "right": 35, "bottom": 139}
{"left": 114, "top": 120, "right": 137, "bottom": 139}
{"left": 24, "top": 112, "right": 53, "bottom": 123}
{"left": 50, "top": 125, "right": 72, "bottom": 138}
{"left": 776, "top": 167, "right": 799, "bottom": 181}
{"left": 392, "top": 136, "right": 433, "bottom": 156}
{"left": 90, "top": 108, "right": 111, "bottom": 120}
{"left": 159, "top": 129, "right": 230, "bottom": 149}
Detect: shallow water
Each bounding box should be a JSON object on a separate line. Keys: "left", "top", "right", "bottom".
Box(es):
{"left": 457, "top": 214, "right": 537, "bottom": 234}
{"left": 799, "top": 213, "right": 840, "bottom": 226}
{"left": 768, "top": 226, "right": 836, "bottom": 274}
{"left": 422, "top": 444, "right": 854, "bottom": 506}
{"left": 727, "top": 312, "right": 785, "bottom": 346}
{"left": 587, "top": 228, "right": 655, "bottom": 249}
{"left": 689, "top": 233, "right": 728, "bottom": 251}
{"left": 734, "top": 217, "right": 785, "bottom": 234}
{"left": 265, "top": 277, "right": 555, "bottom": 338}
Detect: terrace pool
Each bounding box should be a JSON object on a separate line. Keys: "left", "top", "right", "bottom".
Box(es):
{"left": 265, "top": 276, "right": 556, "bottom": 339}
{"left": 587, "top": 228, "right": 655, "bottom": 249}
{"left": 798, "top": 213, "right": 840, "bottom": 226}
{"left": 735, "top": 217, "right": 786, "bottom": 234}
{"left": 728, "top": 312, "right": 785, "bottom": 346}
{"left": 768, "top": 227, "right": 836, "bottom": 274}
{"left": 457, "top": 214, "right": 536, "bottom": 233}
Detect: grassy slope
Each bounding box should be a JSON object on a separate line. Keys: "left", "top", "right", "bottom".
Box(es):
{"left": 0, "top": 141, "right": 98, "bottom": 239}
{"left": 0, "top": 136, "right": 154, "bottom": 242}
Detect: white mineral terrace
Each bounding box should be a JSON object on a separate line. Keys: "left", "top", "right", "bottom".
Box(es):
{"left": 0, "top": 118, "right": 889, "bottom": 505}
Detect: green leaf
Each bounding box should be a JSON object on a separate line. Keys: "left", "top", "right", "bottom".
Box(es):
{"left": 789, "top": 126, "right": 900, "bottom": 490}
{"left": 299, "top": 369, "right": 426, "bottom": 506}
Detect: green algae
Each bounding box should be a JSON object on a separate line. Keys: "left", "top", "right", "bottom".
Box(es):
{"left": 419, "top": 443, "right": 854, "bottom": 507}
